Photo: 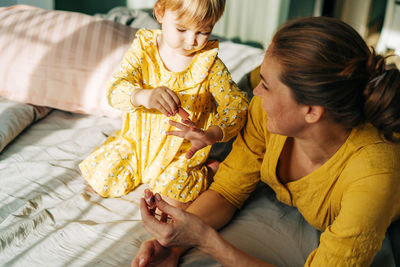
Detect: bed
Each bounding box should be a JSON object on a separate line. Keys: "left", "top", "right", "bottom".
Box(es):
{"left": 0, "top": 5, "right": 398, "bottom": 267}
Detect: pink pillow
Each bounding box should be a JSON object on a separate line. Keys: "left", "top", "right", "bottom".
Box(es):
{"left": 0, "top": 6, "right": 138, "bottom": 117}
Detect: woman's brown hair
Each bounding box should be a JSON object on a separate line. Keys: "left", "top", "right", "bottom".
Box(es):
{"left": 269, "top": 16, "right": 400, "bottom": 142}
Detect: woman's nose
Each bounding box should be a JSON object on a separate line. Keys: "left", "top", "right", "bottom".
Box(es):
{"left": 253, "top": 82, "right": 262, "bottom": 96}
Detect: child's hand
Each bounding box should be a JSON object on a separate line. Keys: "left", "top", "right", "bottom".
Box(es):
{"left": 166, "top": 120, "right": 223, "bottom": 159}
{"left": 133, "top": 86, "right": 181, "bottom": 116}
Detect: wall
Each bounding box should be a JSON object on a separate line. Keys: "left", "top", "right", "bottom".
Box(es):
{"left": 55, "top": 0, "right": 125, "bottom": 15}
{"left": 0, "top": 0, "right": 53, "bottom": 9}
{"left": 334, "top": 0, "right": 387, "bottom": 38}
{"left": 126, "top": 0, "right": 155, "bottom": 9}
{"left": 213, "top": 0, "right": 319, "bottom": 48}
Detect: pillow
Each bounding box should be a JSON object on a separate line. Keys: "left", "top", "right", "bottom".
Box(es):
{"left": 0, "top": 96, "right": 51, "bottom": 152}
{"left": 95, "top": 6, "right": 160, "bottom": 30}
{"left": 0, "top": 5, "right": 138, "bottom": 117}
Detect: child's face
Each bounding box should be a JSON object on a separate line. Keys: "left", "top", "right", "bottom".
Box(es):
{"left": 159, "top": 10, "right": 213, "bottom": 56}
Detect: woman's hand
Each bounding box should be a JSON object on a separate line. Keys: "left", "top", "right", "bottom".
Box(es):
{"left": 132, "top": 86, "right": 181, "bottom": 117}
{"left": 167, "top": 120, "right": 223, "bottom": 158}
{"left": 140, "top": 193, "right": 211, "bottom": 248}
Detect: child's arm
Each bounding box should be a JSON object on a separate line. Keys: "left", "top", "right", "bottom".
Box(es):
{"left": 106, "top": 35, "right": 144, "bottom": 113}
{"left": 107, "top": 30, "right": 181, "bottom": 116}
{"left": 208, "top": 58, "right": 249, "bottom": 142}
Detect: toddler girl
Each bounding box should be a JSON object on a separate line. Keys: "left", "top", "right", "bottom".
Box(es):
{"left": 79, "top": 0, "right": 248, "bottom": 208}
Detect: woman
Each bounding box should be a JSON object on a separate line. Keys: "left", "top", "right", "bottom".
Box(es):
{"left": 133, "top": 16, "right": 400, "bottom": 266}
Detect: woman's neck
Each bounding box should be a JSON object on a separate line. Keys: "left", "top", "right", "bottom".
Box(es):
{"left": 294, "top": 121, "right": 351, "bottom": 166}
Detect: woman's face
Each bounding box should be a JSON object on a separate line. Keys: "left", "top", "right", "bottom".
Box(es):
{"left": 253, "top": 52, "right": 308, "bottom": 136}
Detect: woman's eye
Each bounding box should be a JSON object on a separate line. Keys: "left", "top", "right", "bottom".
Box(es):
{"left": 177, "top": 28, "right": 186, "bottom": 32}
{"left": 200, "top": 31, "right": 211, "bottom": 36}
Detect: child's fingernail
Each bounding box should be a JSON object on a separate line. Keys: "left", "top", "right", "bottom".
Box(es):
{"left": 155, "top": 194, "right": 161, "bottom": 201}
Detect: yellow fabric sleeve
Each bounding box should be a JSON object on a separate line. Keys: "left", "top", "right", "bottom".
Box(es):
{"left": 209, "top": 97, "right": 266, "bottom": 208}
{"left": 106, "top": 30, "right": 144, "bottom": 113}
{"left": 208, "top": 58, "right": 249, "bottom": 142}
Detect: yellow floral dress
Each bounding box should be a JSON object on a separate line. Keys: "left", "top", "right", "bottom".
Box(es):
{"left": 79, "top": 29, "right": 248, "bottom": 202}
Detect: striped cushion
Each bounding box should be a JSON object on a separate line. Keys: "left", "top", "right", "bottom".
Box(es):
{"left": 0, "top": 6, "right": 138, "bottom": 117}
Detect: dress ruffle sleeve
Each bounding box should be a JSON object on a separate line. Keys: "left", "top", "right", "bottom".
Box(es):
{"left": 106, "top": 29, "right": 148, "bottom": 113}
{"left": 208, "top": 58, "right": 249, "bottom": 142}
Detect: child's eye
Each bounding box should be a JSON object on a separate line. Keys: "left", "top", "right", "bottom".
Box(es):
{"left": 177, "top": 28, "right": 186, "bottom": 32}
{"left": 200, "top": 31, "right": 211, "bottom": 36}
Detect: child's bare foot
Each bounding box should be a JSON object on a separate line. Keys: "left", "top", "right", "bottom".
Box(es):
{"left": 162, "top": 196, "right": 192, "bottom": 210}
{"left": 144, "top": 189, "right": 191, "bottom": 213}
{"left": 206, "top": 159, "right": 220, "bottom": 181}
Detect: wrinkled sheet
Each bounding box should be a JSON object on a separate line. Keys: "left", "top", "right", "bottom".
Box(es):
{"left": 0, "top": 110, "right": 149, "bottom": 266}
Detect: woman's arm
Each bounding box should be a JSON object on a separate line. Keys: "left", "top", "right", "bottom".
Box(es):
{"left": 201, "top": 226, "right": 276, "bottom": 267}
{"left": 186, "top": 189, "right": 237, "bottom": 229}
{"left": 138, "top": 192, "right": 276, "bottom": 267}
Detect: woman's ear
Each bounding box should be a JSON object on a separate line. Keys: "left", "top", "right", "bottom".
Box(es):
{"left": 153, "top": 4, "right": 164, "bottom": 23}
{"left": 304, "top": 105, "right": 324, "bottom": 124}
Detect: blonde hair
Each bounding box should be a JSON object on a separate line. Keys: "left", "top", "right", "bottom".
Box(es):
{"left": 154, "top": 0, "right": 225, "bottom": 29}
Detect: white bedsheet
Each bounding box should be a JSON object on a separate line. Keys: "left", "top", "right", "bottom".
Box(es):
{"left": 0, "top": 110, "right": 149, "bottom": 266}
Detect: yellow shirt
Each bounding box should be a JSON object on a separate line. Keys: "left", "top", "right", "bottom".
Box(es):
{"left": 79, "top": 29, "right": 248, "bottom": 202}
{"left": 210, "top": 96, "right": 400, "bottom": 266}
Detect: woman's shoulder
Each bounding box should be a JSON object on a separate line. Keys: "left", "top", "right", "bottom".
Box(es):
{"left": 348, "top": 123, "right": 400, "bottom": 158}
{"left": 342, "top": 123, "right": 400, "bottom": 180}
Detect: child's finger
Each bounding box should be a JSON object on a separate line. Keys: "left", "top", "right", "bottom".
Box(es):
{"left": 182, "top": 118, "right": 196, "bottom": 127}
{"left": 166, "top": 89, "right": 181, "bottom": 107}
{"left": 166, "top": 130, "right": 185, "bottom": 138}
{"left": 168, "top": 120, "right": 190, "bottom": 131}
{"left": 155, "top": 103, "right": 171, "bottom": 116}
{"left": 161, "top": 93, "right": 179, "bottom": 115}
{"left": 157, "top": 98, "right": 173, "bottom": 116}
{"left": 185, "top": 147, "right": 197, "bottom": 159}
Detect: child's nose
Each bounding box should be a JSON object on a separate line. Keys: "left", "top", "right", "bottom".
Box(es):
{"left": 185, "top": 33, "right": 197, "bottom": 46}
